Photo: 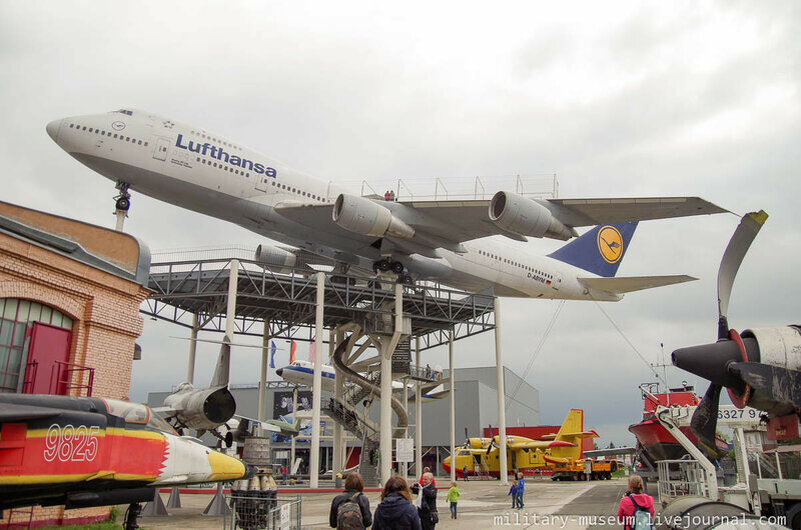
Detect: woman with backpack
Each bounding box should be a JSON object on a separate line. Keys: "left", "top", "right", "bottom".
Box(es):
{"left": 373, "top": 475, "right": 421, "bottom": 530}
{"left": 617, "top": 475, "right": 655, "bottom": 530}
{"left": 330, "top": 472, "right": 372, "bottom": 528}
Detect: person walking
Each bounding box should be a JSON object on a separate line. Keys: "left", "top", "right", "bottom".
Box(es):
{"left": 446, "top": 481, "right": 460, "bottom": 519}
{"left": 372, "top": 475, "right": 421, "bottom": 530}
{"left": 462, "top": 465, "right": 469, "bottom": 481}
{"left": 384, "top": 190, "right": 391, "bottom": 201}
{"left": 411, "top": 472, "right": 438, "bottom": 529}
{"left": 389, "top": 189, "right": 395, "bottom": 201}
{"left": 617, "top": 475, "right": 655, "bottom": 530}
{"left": 514, "top": 472, "right": 525, "bottom": 510}
{"left": 329, "top": 472, "right": 372, "bottom": 528}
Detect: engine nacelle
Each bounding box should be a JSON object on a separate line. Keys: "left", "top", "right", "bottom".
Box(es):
{"left": 672, "top": 325, "right": 801, "bottom": 417}
{"left": 489, "top": 191, "right": 573, "bottom": 240}
{"left": 333, "top": 194, "right": 415, "bottom": 239}
{"left": 254, "top": 244, "right": 297, "bottom": 272}
{"left": 163, "top": 383, "right": 236, "bottom": 431}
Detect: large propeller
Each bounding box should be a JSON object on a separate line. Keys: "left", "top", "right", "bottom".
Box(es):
{"left": 672, "top": 211, "right": 767, "bottom": 457}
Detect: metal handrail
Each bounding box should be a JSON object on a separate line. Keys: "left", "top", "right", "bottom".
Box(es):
{"left": 51, "top": 360, "right": 95, "bottom": 396}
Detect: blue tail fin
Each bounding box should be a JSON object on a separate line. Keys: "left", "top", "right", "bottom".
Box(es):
{"left": 547, "top": 222, "right": 638, "bottom": 277}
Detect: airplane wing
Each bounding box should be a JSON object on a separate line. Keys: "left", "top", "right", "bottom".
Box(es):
{"left": 578, "top": 275, "right": 696, "bottom": 294}
{"left": 510, "top": 440, "right": 577, "bottom": 450}
{"left": 274, "top": 196, "right": 727, "bottom": 253}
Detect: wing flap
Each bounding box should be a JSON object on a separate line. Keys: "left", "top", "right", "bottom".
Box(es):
{"left": 579, "top": 275, "right": 697, "bottom": 294}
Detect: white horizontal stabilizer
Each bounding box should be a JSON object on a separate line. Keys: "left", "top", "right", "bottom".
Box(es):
{"left": 578, "top": 275, "right": 696, "bottom": 294}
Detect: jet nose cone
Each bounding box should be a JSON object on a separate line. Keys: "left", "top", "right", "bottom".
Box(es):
{"left": 275, "top": 368, "right": 283, "bottom": 377}
{"left": 243, "top": 463, "right": 259, "bottom": 480}
{"left": 46, "top": 119, "right": 61, "bottom": 142}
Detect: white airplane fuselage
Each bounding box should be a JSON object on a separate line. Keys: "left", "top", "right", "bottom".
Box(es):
{"left": 276, "top": 361, "right": 441, "bottom": 397}
{"left": 46, "top": 109, "right": 620, "bottom": 300}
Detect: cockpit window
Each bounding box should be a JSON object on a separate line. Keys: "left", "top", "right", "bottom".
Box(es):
{"left": 147, "top": 411, "right": 178, "bottom": 435}
{"left": 113, "top": 109, "right": 133, "bottom": 116}
{"left": 102, "top": 398, "right": 149, "bottom": 424}
{"left": 101, "top": 398, "right": 177, "bottom": 434}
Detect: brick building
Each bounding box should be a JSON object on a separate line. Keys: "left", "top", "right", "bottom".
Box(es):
{"left": 0, "top": 201, "right": 151, "bottom": 527}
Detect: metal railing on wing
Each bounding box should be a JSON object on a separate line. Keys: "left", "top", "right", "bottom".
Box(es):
{"left": 345, "top": 173, "right": 559, "bottom": 201}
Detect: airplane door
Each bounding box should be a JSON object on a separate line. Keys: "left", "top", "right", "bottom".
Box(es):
{"left": 153, "top": 137, "right": 170, "bottom": 161}
{"left": 255, "top": 175, "right": 270, "bottom": 192}
{"left": 553, "top": 273, "right": 562, "bottom": 291}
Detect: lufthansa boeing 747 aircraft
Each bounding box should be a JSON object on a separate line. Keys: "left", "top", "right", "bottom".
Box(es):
{"left": 46, "top": 108, "right": 727, "bottom": 300}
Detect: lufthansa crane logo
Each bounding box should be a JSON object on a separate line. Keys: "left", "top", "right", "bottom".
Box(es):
{"left": 597, "top": 226, "right": 623, "bottom": 264}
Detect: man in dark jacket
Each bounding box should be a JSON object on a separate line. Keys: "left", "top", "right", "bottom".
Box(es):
{"left": 330, "top": 472, "right": 372, "bottom": 528}
{"left": 411, "top": 472, "right": 438, "bottom": 529}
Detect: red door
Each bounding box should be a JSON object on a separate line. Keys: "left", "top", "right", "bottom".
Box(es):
{"left": 26, "top": 322, "right": 71, "bottom": 394}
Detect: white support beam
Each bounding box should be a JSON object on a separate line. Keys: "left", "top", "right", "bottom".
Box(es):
{"left": 449, "top": 329, "right": 456, "bottom": 483}
{"left": 402, "top": 376, "right": 409, "bottom": 481}
{"left": 333, "top": 328, "right": 344, "bottom": 475}
{"left": 494, "top": 296, "right": 508, "bottom": 485}
{"left": 187, "top": 313, "right": 198, "bottom": 384}
{"left": 310, "top": 271, "right": 325, "bottom": 489}
{"left": 380, "top": 340, "right": 393, "bottom": 485}
{"left": 415, "top": 336, "right": 422, "bottom": 477}
{"left": 258, "top": 320, "right": 269, "bottom": 435}
{"left": 290, "top": 387, "right": 297, "bottom": 467}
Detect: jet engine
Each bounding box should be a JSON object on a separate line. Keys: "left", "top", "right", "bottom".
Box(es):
{"left": 489, "top": 191, "right": 574, "bottom": 240}
{"left": 254, "top": 244, "right": 297, "bottom": 271}
{"left": 333, "top": 194, "right": 415, "bottom": 239}
{"left": 163, "top": 383, "right": 237, "bottom": 432}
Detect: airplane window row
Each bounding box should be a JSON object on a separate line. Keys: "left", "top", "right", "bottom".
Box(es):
{"left": 195, "top": 156, "right": 250, "bottom": 178}
{"left": 190, "top": 130, "right": 241, "bottom": 151}
{"left": 270, "top": 181, "right": 326, "bottom": 202}
{"left": 68, "top": 123, "right": 148, "bottom": 147}
{"left": 477, "top": 249, "right": 552, "bottom": 279}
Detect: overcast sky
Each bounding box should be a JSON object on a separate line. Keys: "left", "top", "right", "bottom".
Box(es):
{"left": 2, "top": 1, "right": 799, "bottom": 446}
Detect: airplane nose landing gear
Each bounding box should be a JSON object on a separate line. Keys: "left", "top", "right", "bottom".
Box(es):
{"left": 114, "top": 181, "right": 131, "bottom": 232}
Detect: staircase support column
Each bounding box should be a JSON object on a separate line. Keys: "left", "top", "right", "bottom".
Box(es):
{"left": 332, "top": 328, "right": 344, "bottom": 475}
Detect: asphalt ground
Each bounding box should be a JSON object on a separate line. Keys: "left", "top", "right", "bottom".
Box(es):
{"left": 134, "top": 477, "right": 639, "bottom": 529}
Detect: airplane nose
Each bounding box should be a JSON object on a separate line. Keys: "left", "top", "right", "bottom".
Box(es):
{"left": 243, "top": 463, "right": 259, "bottom": 480}
{"left": 275, "top": 368, "right": 283, "bottom": 377}
{"left": 46, "top": 119, "right": 61, "bottom": 142}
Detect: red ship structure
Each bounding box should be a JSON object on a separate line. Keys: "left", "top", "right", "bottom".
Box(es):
{"left": 628, "top": 382, "right": 727, "bottom": 478}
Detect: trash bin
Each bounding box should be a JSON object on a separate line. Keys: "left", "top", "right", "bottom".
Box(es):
{"left": 335, "top": 473, "right": 343, "bottom": 488}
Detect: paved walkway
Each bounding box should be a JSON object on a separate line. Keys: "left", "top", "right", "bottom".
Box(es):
{"left": 136, "top": 477, "right": 632, "bottom": 529}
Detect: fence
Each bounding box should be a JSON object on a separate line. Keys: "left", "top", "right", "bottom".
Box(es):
{"left": 657, "top": 458, "right": 710, "bottom": 504}
{"left": 226, "top": 494, "right": 302, "bottom": 530}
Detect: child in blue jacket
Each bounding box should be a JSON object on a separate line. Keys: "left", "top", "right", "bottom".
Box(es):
{"left": 507, "top": 482, "right": 518, "bottom": 508}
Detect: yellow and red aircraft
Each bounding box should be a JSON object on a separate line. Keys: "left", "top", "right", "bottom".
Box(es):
{"left": 442, "top": 409, "right": 598, "bottom": 477}
{"left": 0, "top": 393, "right": 257, "bottom": 513}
